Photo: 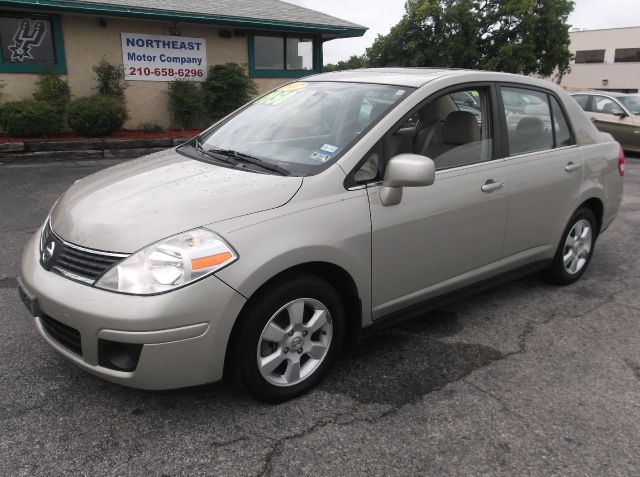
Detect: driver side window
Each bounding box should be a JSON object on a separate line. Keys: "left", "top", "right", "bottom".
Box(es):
{"left": 590, "top": 96, "right": 622, "bottom": 115}
{"left": 387, "top": 87, "right": 493, "bottom": 171}
{"left": 352, "top": 87, "right": 494, "bottom": 183}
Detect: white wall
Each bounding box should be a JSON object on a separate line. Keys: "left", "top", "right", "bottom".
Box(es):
{"left": 560, "top": 27, "right": 640, "bottom": 92}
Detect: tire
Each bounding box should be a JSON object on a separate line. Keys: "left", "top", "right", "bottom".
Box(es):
{"left": 231, "top": 273, "right": 345, "bottom": 403}
{"left": 546, "top": 207, "right": 597, "bottom": 285}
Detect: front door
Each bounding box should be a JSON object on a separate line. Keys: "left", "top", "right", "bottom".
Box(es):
{"left": 365, "top": 85, "right": 509, "bottom": 319}
{"left": 587, "top": 95, "right": 635, "bottom": 147}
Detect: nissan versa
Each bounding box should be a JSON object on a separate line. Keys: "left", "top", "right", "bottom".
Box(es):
{"left": 19, "top": 69, "right": 624, "bottom": 402}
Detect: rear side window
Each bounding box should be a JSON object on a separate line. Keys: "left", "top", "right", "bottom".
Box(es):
{"left": 500, "top": 87, "right": 574, "bottom": 156}
{"left": 550, "top": 97, "right": 574, "bottom": 147}
{"left": 501, "top": 87, "right": 553, "bottom": 155}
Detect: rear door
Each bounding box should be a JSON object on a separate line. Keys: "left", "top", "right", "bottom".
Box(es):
{"left": 498, "top": 85, "right": 583, "bottom": 260}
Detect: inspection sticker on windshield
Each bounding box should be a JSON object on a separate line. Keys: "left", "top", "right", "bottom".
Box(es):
{"left": 310, "top": 151, "right": 332, "bottom": 163}
{"left": 320, "top": 144, "right": 339, "bottom": 154}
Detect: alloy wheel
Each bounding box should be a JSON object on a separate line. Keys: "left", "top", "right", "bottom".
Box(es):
{"left": 563, "top": 218, "right": 593, "bottom": 275}
{"left": 256, "top": 298, "right": 333, "bottom": 387}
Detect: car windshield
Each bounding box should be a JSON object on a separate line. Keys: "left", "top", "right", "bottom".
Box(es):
{"left": 619, "top": 95, "right": 640, "bottom": 114}
{"left": 195, "top": 81, "right": 412, "bottom": 175}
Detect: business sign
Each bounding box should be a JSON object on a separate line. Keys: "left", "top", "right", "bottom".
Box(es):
{"left": 121, "top": 32, "right": 207, "bottom": 82}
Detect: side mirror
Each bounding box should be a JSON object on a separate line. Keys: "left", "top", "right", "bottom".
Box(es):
{"left": 380, "top": 154, "right": 435, "bottom": 206}
{"left": 613, "top": 109, "right": 627, "bottom": 118}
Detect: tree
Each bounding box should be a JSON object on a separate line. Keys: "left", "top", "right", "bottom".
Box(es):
{"left": 324, "top": 54, "right": 368, "bottom": 72}
{"left": 366, "top": 0, "right": 574, "bottom": 82}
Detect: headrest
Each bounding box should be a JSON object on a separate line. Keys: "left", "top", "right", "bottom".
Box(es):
{"left": 516, "top": 117, "right": 544, "bottom": 136}
{"left": 369, "top": 102, "right": 388, "bottom": 122}
{"left": 601, "top": 103, "right": 614, "bottom": 114}
{"left": 418, "top": 96, "right": 449, "bottom": 124}
{"left": 443, "top": 111, "right": 481, "bottom": 145}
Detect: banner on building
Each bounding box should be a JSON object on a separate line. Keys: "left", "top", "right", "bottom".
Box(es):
{"left": 121, "top": 32, "right": 207, "bottom": 82}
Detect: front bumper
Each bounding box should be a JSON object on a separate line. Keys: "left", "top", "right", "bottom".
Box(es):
{"left": 20, "top": 230, "right": 246, "bottom": 390}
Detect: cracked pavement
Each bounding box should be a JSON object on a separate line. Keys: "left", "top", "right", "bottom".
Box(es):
{"left": 1, "top": 156, "right": 639, "bottom": 476}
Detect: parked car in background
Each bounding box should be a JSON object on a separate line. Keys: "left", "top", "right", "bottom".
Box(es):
{"left": 572, "top": 92, "right": 640, "bottom": 153}
{"left": 19, "top": 69, "right": 624, "bottom": 402}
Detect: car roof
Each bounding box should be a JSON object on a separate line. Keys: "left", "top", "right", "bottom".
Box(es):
{"left": 305, "top": 68, "right": 554, "bottom": 88}
{"left": 571, "top": 91, "right": 638, "bottom": 97}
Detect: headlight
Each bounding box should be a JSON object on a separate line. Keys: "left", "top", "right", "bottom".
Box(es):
{"left": 94, "top": 228, "right": 237, "bottom": 295}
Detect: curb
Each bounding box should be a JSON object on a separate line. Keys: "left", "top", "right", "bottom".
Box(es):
{"left": 0, "top": 136, "right": 192, "bottom": 164}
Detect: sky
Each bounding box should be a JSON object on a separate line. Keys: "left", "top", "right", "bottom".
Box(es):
{"left": 286, "top": 0, "right": 640, "bottom": 64}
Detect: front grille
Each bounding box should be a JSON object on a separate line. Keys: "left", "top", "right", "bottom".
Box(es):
{"left": 40, "top": 315, "right": 82, "bottom": 356}
{"left": 40, "top": 222, "right": 127, "bottom": 285}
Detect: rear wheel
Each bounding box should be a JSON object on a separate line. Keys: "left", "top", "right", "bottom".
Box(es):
{"left": 547, "top": 208, "right": 597, "bottom": 285}
{"left": 231, "top": 274, "right": 345, "bottom": 402}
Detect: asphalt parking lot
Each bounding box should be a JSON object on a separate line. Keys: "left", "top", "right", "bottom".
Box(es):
{"left": 1, "top": 156, "right": 639, "bottom": 476}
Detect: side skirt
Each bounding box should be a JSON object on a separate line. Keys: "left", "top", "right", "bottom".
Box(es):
{"left": 359, "top": 259, "right": 552, "bottom": 340}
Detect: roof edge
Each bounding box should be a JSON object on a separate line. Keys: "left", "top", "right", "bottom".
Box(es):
{"left": 0, "top": 0, "right": 367, "bottom": 38}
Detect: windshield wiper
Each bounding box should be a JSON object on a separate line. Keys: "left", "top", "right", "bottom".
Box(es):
{"left": 194, "top": 140, "right": 238, "bottom": 166}
{"left": 207, "top": 149, "right": 290, "bottom": 176}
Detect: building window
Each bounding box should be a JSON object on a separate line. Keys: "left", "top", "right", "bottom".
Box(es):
{"left": 249, "top": 33, "right": 321, "bottom": 78}
{"left": 574, "top": 50, "right": 605, "bottom": 64}
{"left": 0, "top": 11, "right": 66, "bottom": 73}
{"left": 614, "top": 48, "right": 640, "bottom": 63}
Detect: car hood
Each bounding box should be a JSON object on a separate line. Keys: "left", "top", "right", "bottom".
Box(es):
{"left": 50, "top": 149, "right": 303, "bottom": 252}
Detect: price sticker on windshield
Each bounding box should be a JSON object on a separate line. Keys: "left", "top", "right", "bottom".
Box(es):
{"left": 256, "top": 82, "right": 308, "bottom": 106}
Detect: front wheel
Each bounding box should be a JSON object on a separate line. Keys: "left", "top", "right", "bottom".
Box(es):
{"left": 231, "top": 274, "right": 345, "bottom": 403}
{"left": 546, "top": 207, "right": 597, "bottom": 285}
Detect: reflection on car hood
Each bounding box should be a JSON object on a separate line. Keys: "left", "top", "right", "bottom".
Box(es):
{"left": 50, "top": 149, "right": 303, "bottom": 252}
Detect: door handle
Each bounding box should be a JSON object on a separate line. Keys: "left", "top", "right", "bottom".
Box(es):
{"left": 590, "top": 117, "right": 597, "bottom": 122}
{"left": 564, "top": 162, "right": 581, "bottom": 172}
{"left": 481, "top": 179, "right": 503, "bottom": 193}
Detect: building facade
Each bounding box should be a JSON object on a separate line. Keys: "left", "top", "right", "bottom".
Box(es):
{"left": 0, "top": 0, "right": 365, "bottom": 129}
{"left": 560, "top": 26, "right": 640, "bottom": 93}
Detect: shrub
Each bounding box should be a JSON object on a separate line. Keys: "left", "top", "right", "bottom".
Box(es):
{"left": 93, "top": 57, "right": 126, "bottom": 97}
{"left": 0, "top": 100, "right": 62, "bottom": 137}
{"left": 33, "top": 72, "right": 71, "bottom": 114}
{"left": 67, "top": 96, "right": 127, "bottom": 136}
{"left": 143, "top": 122, "right": 164, "bottom": 133}
{"left": 167, "top": 80, "right": 206, "bottom": 129}
{"left": 201, "top": 63, "right": 257, "bottom": 119}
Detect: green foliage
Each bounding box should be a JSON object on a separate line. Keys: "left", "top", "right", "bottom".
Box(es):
{"left": 143, "top": 122, "right": 164, "bottom": 133}
{"left": 67, "top": 96, "right": 127, "bottom": 136}
{"left": 366, "top": 0, "right": 575, "bottom": 81}
{"left": 32, "top": 71, "right": 71, "bottom": 114}
{"left": 0, "top": 100, "right": 62, "bottom": 137}
{"left": 93, "top": 57, "right": 126, "bottom": 97}
{"left": 201, "top": 63, "right": 257, "bottom": 119}
{"left": 167, "top": 80, "right": 206, "bottom": 130}
{"left": 324, "top": 55, "right": 368, "bottom": 72}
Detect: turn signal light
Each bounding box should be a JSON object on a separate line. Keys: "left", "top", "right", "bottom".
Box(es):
{"left": 191, "top": 252, "right": 233, "bottom": 271}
